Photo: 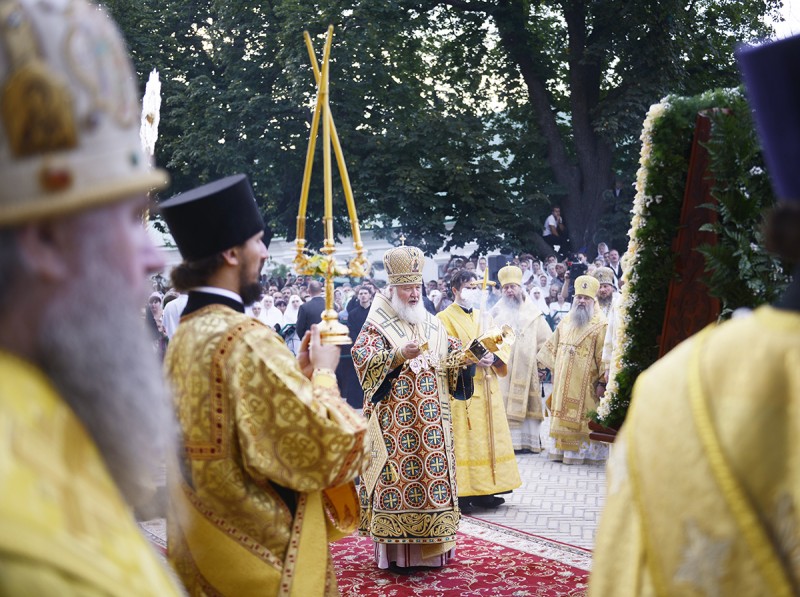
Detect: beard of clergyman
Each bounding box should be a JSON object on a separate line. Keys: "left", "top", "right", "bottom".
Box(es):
{"left": 34, "top": 232, "right": 173, "bottom": 509}
{"left": 597, "top": 292, "right": 612, "bottom": 311}
{"left": 570, "top": 300, "right": 594, "bottom": 328}
{"left": 239, "top": 254, "right": 264, "bottom": 306}
{"left": 492, "top": 294, "right": 522, "bottom": 330}
{"left": 390, "top": 289, "right": 427, "bottom": 325}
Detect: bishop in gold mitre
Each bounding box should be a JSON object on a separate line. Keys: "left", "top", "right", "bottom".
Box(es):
{"left": 537, "top": 275, "right": 608, "bottom": 465}
{"left": 353, "top": 243, "right": 473, "bottom": 572}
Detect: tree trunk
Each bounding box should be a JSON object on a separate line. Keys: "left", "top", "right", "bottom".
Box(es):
{"left": 489, "top": 0, "right": 614, "bottom": 256}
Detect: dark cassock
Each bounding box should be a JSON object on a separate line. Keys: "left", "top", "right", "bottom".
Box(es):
{"left": 337, "top": 297, "right": 370, "bottom": 410}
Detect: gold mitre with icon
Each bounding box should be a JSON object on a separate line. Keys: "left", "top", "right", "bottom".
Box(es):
{"left": 574, "top": 275, "right": 600, "bottom": 299}
{"left": 384, "top": 245, "right": 425, "bottom": 286}
{"left": 592, "top": 266, "right": 615, "bottom": 287}
{"left": 498, "top": 264, "right": 523, "bottom": 287}
{"left": 0, "top": 0, "right": 168, "bottom": 226}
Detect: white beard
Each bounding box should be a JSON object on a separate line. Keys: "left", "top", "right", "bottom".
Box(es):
{"left": 35, "top": 230, "right": 173, "bottom": 509}
{"left": 492, "top": 295, "right": 523, "bottom": 329}
{"left": 391, "top": 292, "right": 427, "bottom": 325}
{"left": 570, "top": 301, "right": 594, "bottom": 328}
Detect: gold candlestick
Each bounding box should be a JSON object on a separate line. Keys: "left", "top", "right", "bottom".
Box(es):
{"left": 293, "top": 26, "right": 371, "bottom": 344}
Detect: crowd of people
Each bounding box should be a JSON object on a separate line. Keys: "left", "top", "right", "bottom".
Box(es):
{"left": 2, "top": 1, "right": 798, "bottom": 595}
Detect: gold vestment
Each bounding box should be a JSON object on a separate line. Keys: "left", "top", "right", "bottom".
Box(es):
{"left": 537, "top": 310, "right": 606, "bottom": 452}
{"left": 492, "top": 300, "right": 553, "bottom": 423}
{"left": 165, "top": 305, "right": 367, "bottom": 596}
{"left": 0, "top": 351, "right": 181, "bottom": 596}
{"left": 591, "top": 306, "right": 800, "bottom": 596}
{"left": 352, "top": 293, "right": 461, "bottom": 549}
{"left": 437, "top": 304, "right": 521, "bottom": 497}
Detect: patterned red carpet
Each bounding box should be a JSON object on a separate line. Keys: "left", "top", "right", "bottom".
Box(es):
{"left": 139, "top": 517, "right": 590, "bottom": 596}
{"left": 333, "top": 518, "right": 589, "bottom": 596}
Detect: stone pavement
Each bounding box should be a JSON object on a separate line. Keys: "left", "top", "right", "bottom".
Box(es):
{"left": 465, "top": 451, "right": 607, "bottom": 551}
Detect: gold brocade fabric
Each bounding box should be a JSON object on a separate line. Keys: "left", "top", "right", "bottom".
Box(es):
{"left": 0, "top": 351, "right": 182, "bottom": 596}
{"left": 591, "top": 306, "right": 800, "bottom": 597}
{"left": 164, "top": 305, "right": 367, "bottom": 596}
{"left": 537, "top": 310, "right": 606, "bottom": 452}
{"left": 437, "top": 304, "right": 521, "bottom": 497}
{"left": 491, "top": 301, "right": 553, "bottom": 423}
{"left": 352, "top": 296, "right": 462, "bottom": 545}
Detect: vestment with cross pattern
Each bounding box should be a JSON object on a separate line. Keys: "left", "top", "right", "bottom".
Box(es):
{"left": 352, "top": 292, "right": 467, "bottom": 553}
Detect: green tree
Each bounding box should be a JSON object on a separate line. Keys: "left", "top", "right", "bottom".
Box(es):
{"left": 107, "top": 0, "right": 780, "bottom": 256}
{"left": 419, "top": 0, "right": 781, "bottom": 251}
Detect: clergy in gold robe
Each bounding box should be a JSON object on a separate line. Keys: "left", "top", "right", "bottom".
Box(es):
{"left": 592, "top": 33, "right": 800, "bottom": 596}
{"left": 0, "top": 1, "right": 182, "bottom": 592}
{"left": 353, "top": 245, "right": 471, "bottom": 572}
{"left": 0, "top": 354, "right": 183, "bottom": 596}
{"left": 590, "top": 307, "right": 800, "bottom": 596}
{"left": 537, "top": 275, "right": 608, "bottom": 465}
{"left": 161, "top": 175, "right": 367, "bottom": 596}
{"left": 438, "top": 270, "right": 521, "bottom": 511}
{"left": 491, "top": 265, "right": 554, "bottom": 453}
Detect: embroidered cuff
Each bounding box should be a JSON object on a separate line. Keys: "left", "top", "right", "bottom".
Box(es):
{"left": 312, "top": 368, "right": 337, "bottom": 388}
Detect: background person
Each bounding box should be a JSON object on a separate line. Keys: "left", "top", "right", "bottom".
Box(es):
{"left": 538, "top": 276, "right": 608, "bottom": 465}
{"left": 438, "top": 269, "right": 521, "bottom": 511}
{"left": 491, "top": 265, "right": 553, "bottom": 453}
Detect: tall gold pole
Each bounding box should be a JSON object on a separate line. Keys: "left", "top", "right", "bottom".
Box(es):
{"left": 293, "top": 26, "right": 370, "bottom": 344}
{"left": 303, "top": 30, "right": 368, "bottom": 276}
{"left": 480, "top": 268, "right": 497, "bottom": 483}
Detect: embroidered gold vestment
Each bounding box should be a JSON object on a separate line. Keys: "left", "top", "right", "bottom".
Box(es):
{"left": 491, "top": 300, "right": 552, "bottom": 423}
{"left": 437, "top": 304, "right": 521, "bottom": 497}
{"left": 165, "top": 305, "right": 367, "bottom": 596}
{"left": 591, "top": 307, "right": 800, "bottom": 597}
{"left": 352, "top": 293, "right": 462, "bottom": 547}
{"left": 0, "top": 351, "right": 181, "bottom": 596}
{"left": 537, "top": 310, "right": 606, "bottom": 452}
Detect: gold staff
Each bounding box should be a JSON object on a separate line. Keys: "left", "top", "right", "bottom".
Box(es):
{"left": 479, "top": 267, "right": 497, "bottom": 483}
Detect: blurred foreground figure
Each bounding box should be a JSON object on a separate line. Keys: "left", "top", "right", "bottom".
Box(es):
{"left": 590, "top": 33, "right": 800, "bottom": 596}
{"left": 160, "top": 174, "right": 367, "bottom": 595}
{"left": 0, "top": 0, "right": 181, "bottom": 593}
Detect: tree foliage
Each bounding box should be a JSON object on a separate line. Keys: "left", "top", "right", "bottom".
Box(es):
{"left": 106, "top": 0, "right": 781, "bottom": 256}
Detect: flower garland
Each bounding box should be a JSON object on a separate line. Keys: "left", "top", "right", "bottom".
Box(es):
{"left": 596, "top": 87, "right": 788, "bottom": 428}
{"left": 596, "top": 101, "right": 668, "bottom": 423}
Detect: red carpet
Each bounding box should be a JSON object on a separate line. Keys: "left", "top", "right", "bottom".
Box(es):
{"left": 139, "top": 517, "right": 590, "bottom": 596}
{"left": 332, "top": 529, "right": 588, "bottom": 596}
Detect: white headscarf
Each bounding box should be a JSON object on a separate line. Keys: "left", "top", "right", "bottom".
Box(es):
{"left": 529, "top": 286, "right": 549, "bottom": 313}
{"left": 283, "top": 294, "right": 302, "bottom": 325}
{"left": 261, "top": 295, "right": 283, "bottom": 329}
{"left": 429, "top": 289, "right": 442, "bottom": 308}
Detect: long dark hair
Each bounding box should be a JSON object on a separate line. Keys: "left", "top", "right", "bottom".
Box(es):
{"left": 170, "top": 253, "right": 226, "bottom": 292}
{"left": 765, "top": 203, "right": 800, "bottom": 265}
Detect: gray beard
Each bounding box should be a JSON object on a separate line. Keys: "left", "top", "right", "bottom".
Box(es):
{"left": 570, "top": 302, "right": 593, "bottom": 328}
{"left": 35, "top": 237, "right": 173, "bottom": 509}
{"left": 492, "top": 295, "right": 523, "bottom": 329}
{"left": 598, "top": 294, "right": 612, "bottom": 310}
{"left": 391, "top": 292, "right": 427, "bottom": 325}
